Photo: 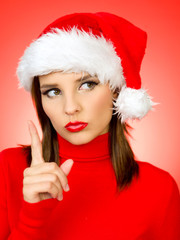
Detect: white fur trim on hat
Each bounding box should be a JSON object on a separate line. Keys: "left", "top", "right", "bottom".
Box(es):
{"left": 113, "top": 86, "right": 156, "bottom": 122}
{"left": 17, "top": 26, "right": 156, "bottom": 121}
{"left": 17, "top": 27, "right": 125, "bottom": 91}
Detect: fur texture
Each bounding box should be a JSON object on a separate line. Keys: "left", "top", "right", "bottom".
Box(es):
{"left": 17, "top": 27, "right": 125, "bottom": 91}
{"left": 114, "top": 86, "right": 155, "bottom": 122}
{"left": 16, "top": 27, "right": 155, "bottom": 121}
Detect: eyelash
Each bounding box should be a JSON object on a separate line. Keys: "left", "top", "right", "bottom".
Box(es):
{"left": 79, "top": 81, "right": 98, "bottom": 90}
{"left": 42, "top": 88, "right": 60, "bottom": 98}
{"left": 41, "top": 80, "right": 98, "bottom": 98}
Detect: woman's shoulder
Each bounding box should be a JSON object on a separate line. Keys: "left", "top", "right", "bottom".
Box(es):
{"left": 136, "top": 160, "right": 179, "bottom": 197}
{"left": 0, "top": 146, "right": 28, "bottom": 169}
{"left": 0, "top": 146, "right": 27, "bottom": 158}
{"left": 137, "top": 160, "right": 174, "bottom": 180}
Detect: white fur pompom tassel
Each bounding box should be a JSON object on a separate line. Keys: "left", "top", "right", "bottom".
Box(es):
{"left": 114, "top": 86, "right": 156, "bottom": 122}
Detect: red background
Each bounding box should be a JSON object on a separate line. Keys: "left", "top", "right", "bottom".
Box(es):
{"left": 0, "top": 0, "right": 180, "bottom": 189}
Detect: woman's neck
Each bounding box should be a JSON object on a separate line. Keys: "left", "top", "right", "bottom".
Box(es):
{"left": 58, "top": 133, "right": 110, "bottom": 162}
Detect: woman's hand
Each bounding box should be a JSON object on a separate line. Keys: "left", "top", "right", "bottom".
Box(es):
{"left": 23, "top": 120, "right": 74, "bottom": 203}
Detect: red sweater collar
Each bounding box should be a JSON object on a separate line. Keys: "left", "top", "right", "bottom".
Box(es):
{"left": 57, "top": 133, "right": 110, "bottom": 162}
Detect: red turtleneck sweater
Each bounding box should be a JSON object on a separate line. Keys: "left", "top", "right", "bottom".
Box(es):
{"left": 0, "top": 133, "right": 180, "bottom": 239}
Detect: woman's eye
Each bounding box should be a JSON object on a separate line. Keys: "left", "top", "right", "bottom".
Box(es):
{"left": 43, "top": 88, "right": 61, "bottom": 98}
{"left": 79, "top": 81, "right": 98, "bottom": 90}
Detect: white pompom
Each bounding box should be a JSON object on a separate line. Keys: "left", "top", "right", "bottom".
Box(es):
{"left": 114, "top": 86, "right": 156, "bottom": 122}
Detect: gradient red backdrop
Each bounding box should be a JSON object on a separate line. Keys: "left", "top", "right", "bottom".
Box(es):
{"left": 0, "top": 0, "right": 180, "bottom": 189}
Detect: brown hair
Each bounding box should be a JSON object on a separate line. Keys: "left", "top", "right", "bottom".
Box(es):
{"left": 24, "top": 77, "right": 139, "bottom": 192}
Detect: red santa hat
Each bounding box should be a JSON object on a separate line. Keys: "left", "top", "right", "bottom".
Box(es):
{"left": 17, "top": 12, "right": 155, "bottom": 122}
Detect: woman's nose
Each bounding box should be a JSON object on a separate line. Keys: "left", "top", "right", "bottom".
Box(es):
{"left": 64, "top": 95, "right": 81, "bottom": 116}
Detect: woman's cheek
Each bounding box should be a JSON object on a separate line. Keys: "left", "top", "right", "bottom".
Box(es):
{"left": 42, "top": 100, "right": 50, "bottom": 117}
{"left": 93, "top": 88, "right": 113, "bottom": 110}
{"left": 87, "top": 88, "right": 113, "bottom": 121}
{"left": 42, "top": 100, "right": 58, "bottom": 122}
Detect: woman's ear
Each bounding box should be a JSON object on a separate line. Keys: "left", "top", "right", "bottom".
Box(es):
{"left": 112, "top": 88, "right": 119, "bottom": 99}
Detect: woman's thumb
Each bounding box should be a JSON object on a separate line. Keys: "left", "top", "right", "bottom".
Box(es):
{"left": 60, "top": 159, "right": 74, "bottom": 176}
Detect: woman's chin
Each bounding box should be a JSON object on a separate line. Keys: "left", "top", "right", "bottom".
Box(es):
{"left": 60, "top": 131, "right": 97, "bottom": 145}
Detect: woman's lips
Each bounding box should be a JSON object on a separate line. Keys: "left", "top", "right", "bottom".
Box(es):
{"left": 65, "top": 121, "right": 88, "bottom": 132}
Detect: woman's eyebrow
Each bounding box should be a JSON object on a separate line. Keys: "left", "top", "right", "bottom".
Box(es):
{"left": 40, "top": 83, "right": 59, "bottom": 90}
{"left": 40, "top": 74, "right": 95, "bottom": 89}
{"left": 76, "top": 73, "right": 93, "bottom": 82}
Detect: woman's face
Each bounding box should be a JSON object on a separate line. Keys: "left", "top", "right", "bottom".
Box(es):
{"left": 39, "top": 71, "right": 115, "bottom": 145}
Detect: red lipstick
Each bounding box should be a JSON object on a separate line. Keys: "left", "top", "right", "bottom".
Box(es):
{"left": 65, "top": 121, "right": 88, "bottom": 132}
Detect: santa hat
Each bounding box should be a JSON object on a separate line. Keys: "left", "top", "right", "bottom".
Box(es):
{"left": 17, "top": 12, "right": 155, "bottom": 122}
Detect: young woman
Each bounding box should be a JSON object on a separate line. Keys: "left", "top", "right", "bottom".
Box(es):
{"left": 0, "top": 12, "right": 180, "bottom": 240}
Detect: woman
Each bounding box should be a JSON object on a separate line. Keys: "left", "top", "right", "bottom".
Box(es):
{"left": 0, "top": 12, "right": 180, "bottom": 240}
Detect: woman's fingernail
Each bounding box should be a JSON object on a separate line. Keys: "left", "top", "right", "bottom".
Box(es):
{"left": 58, "top": 194, "right": 63, "bottom": 201}
{"left": 64, "top": 184, "right": 70, "bottom": 192}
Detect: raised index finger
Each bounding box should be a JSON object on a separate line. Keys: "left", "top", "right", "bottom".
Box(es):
{"left": 28, "top": 120, "right": 44, "bottom": 166}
